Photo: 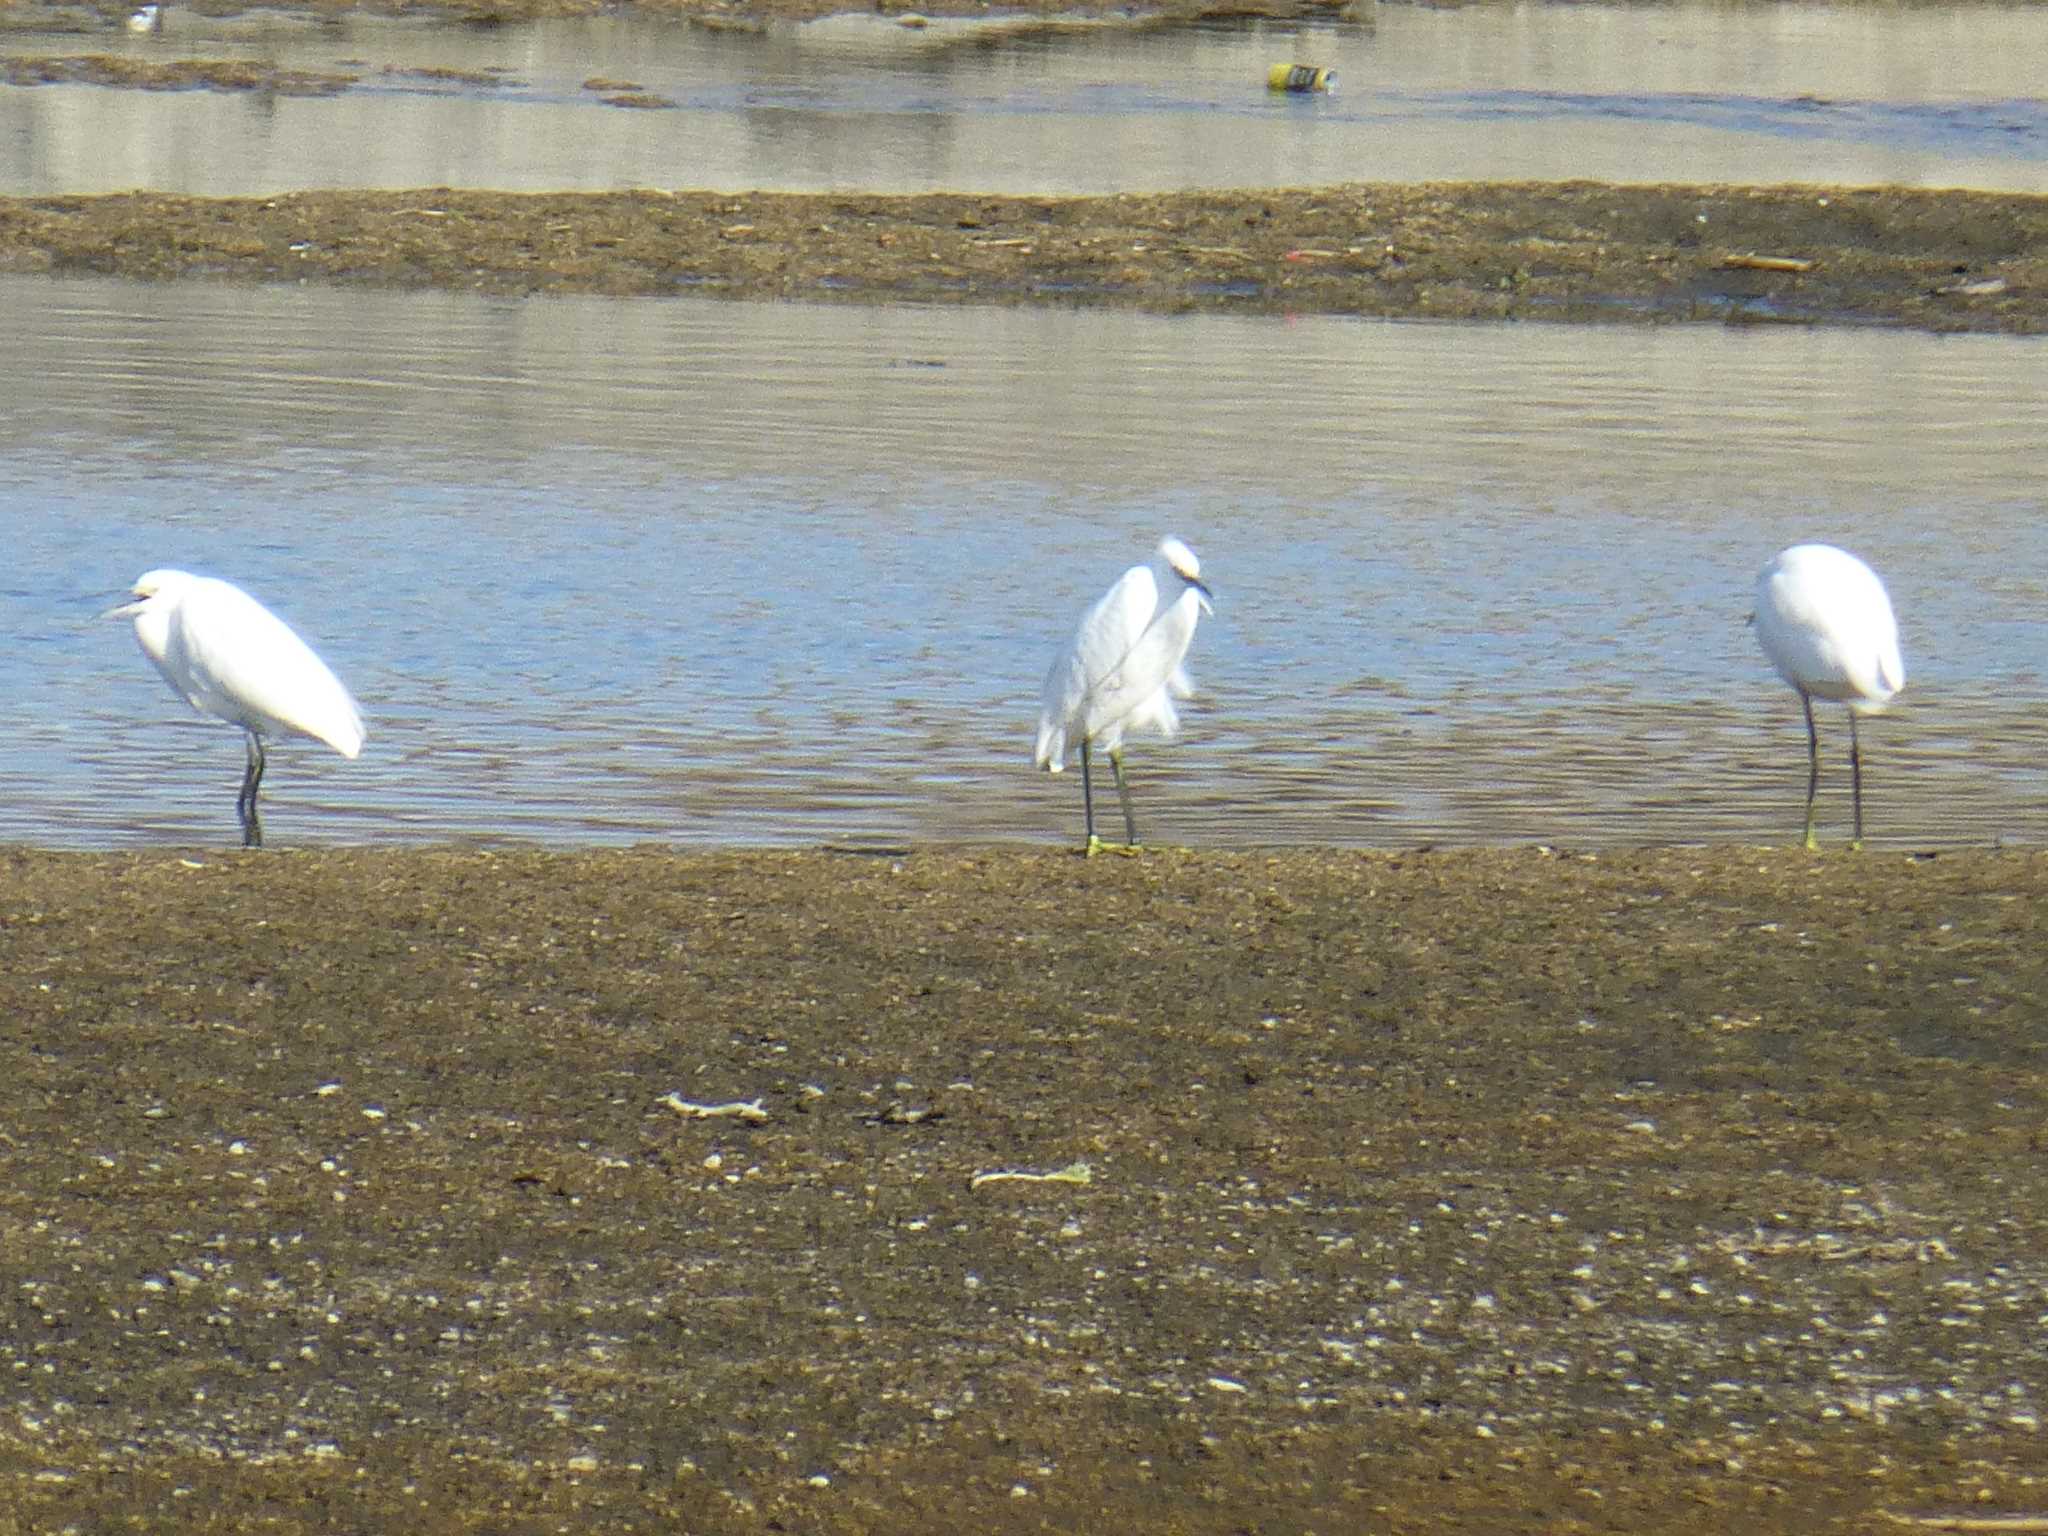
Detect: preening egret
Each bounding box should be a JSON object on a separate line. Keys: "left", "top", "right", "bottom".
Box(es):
{"left": 109, "top": 569, "right": 365, "bottom": 847}
{"left": 1753, "top": 543, "right": 1904, "bottom": 850}
{"left": 1033, "top": 536, "right": 1214, "bottom": 854}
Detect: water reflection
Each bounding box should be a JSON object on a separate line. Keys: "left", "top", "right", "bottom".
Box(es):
{"left": 2, "top": 276, "right": 2046, "bottom": 850}
{"left": 0, "top": 2, "right": 2044, "bottom": 195}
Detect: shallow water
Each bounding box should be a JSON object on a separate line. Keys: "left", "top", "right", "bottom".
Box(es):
{"left": 1, "top": 2, "right": 2045, "bottom": 196}
{"left": 3, "top": 275, "right": 2046, "bottom": 849}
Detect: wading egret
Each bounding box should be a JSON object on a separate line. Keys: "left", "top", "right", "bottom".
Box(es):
{"left": 109, "top": 569, "right": 365, "bottom": 847}
{"left": 1753, "top": 543, "right": 1904, "bottom": 850}
{"left": 1033, "top": 536, "right": 1214, "bottom": 854}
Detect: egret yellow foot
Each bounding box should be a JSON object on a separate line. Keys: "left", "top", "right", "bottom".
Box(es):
{"left": 1084, "top": 836, "right": 1143, "bottom": 858}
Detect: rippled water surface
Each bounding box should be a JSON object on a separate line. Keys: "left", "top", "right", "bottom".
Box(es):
{"left": 4, "top": 276, "right": 2046, "bottom": 849}
{"left": 1, "top": 1, "right": 2045, "bottom": 195}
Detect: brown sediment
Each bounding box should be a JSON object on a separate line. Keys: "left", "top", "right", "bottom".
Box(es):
{"left": 0, "top": 51, "right": 357, "bottom": 91}
{"left": 382, "top": 62, "right": 514, "bottom": 85}
{"left": 0, "top": 182, "right": 2042, "bottom": 331}
{"left": 0, "top": 843, "right": 2044, "bottom": 1532}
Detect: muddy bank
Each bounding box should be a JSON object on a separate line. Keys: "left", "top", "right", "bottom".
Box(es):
{"left": 1, "top": 182, "right": 2043, "bottom": 330}
{"left": 2, "top": 844, "right": 2045, "bottom": 1532}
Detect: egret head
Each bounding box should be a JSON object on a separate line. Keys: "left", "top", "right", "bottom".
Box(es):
{"left": 105, "top": 568, "right": 194, "bottom": 621}
{"left": 1158, "top": 536, "right": 1213, "bottom": 602}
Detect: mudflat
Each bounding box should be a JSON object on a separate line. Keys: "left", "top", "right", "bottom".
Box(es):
{"left": 2, "top": 843, "right": 2044, "bottom": 1532}
{"left": 3, "top": 181, "right": 2044, "bottom": 330}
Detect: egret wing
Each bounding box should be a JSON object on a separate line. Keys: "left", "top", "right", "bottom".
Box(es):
{"left": 169, "top": 579, "right": 365, "bottom": 756}
{"left": 1755, "top": 547, "right": 1903, "bottom": 711}
{"left": 1035, "top": 564, "right": 1158, "bottom": 768}
{"left": 1083, "top": 586, "right": 1204, "bottom": 743}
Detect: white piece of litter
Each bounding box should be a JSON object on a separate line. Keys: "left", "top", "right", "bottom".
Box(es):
{"left": 969, "top": 1162, "right": 1093, "bottom": 1190}
{"left": 659, "top": 1093, "right": 768, "bottom": 1123}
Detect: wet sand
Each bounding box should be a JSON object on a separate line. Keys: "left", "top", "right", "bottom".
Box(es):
{"left": 3, "top": 181, "right": 2044, "bottom": 330}
{"left": 3, "top": 843, "right": 2045, "bottom": 1532}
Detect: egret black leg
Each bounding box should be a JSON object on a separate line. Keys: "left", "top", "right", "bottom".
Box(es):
{"left": 1109, "top": 748, "right": 1139, "bottom": 848}
{"left": 1801, "top": 694, "right": 1821, "bottom": 851}
{"left": 1849, "top": 710, "right": 1865, "bottom": 850}
{"left": 1079, "top": 737, "right": 1097, "bottom": 850}
{"left": 237, "top": 733, "right": 266, "bottom": 849}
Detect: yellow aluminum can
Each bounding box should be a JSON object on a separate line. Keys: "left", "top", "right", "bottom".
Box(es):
{"left": 1267, "top": 63, "right": 1336, "bottom": 93}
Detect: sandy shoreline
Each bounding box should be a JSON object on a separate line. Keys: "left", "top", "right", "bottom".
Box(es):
{"left": 2, "top": 842, "right": 2044, "bottom": 1531}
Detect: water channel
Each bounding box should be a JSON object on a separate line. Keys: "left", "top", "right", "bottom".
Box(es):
{"left": 0, "top": 2, "right": 2045, "bottom": 196}
{"left": 4, "top": 276, "right": 2045, "bottom": 850}
{"left": 2, "top": 2, "right": 2044, "bottom": 848}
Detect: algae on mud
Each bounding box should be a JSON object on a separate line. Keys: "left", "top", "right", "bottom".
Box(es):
{"left": 2, "top": 843, "right": 2045, "bottom": 1533}
{"left": 1, "top": 182, "right": 2044, "bottom": 331}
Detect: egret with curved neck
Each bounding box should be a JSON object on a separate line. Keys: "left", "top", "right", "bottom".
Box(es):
{"left": 1034, "top": 536, "right": 1214, "bottom": 855}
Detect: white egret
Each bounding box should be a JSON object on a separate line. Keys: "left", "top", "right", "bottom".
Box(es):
{"left": 108, "top": 569, "right": 365, "bottom": 847}
{"left": 1033, "top": 536, "right": 1214, "bottom": 854}
{"left": 126, "top": 3, "right": 162, "bottom": 31}
{"left": 1753, "top": 543, "right": 1904, "bottom": 850}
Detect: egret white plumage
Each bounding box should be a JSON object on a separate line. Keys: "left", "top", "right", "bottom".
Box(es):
{"left": 1033, "top": 536, "right": 1213, "bottom": 854}
{"left": 1753, "top": 543, "right": 1904, "bottom": 850}
{"left": 109, "top": 569, "right": 365, "bottom": 847}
